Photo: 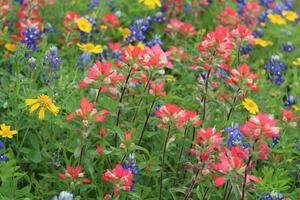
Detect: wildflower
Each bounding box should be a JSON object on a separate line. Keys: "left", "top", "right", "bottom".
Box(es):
{"left": 59, "top": 165, "right": 91, "bottom": 184}
{"left": 281, "top": 41, "right": 294, "bottom": 52}
{"left": 165, "top": 75, "right": 176, "bottom": 82}
{"left": 25, "top": 94, "right": 59, "bottom": 120}
{"left": 165, "top": 19, "right": 197, "bottom": 38}
{"left": 5, "top": 43, "right": 17, "bottom": 51}
{"left": 263, "top": 55, "right": 286, "bottom": 85}
{"left": 43, "top": 46, "right": 62, "bottom": 81}
{"left": 292, "top": 58, "right": 300, "bottom": 66}
{"left": 79, "top": 61, "right": 125, "bottom": 96}
{"left": 0, "top": 141, "right": 4, "bottom": 148}
{"left": 213, "top": 146, "right": 260, "bottom": 187}
{"left": 51, "top": 191, "right": 74, "bottom": 200}
{"left": 77, "top": 43, "right": 103, "bottom": 54}
{"left": 242, "top": 98, "right": 259, "bottom": 114}
{"left": 149, "top": 80, "right": 166, "bottom": 97}
{"left": 126, "top": 17, "right": 151, "bottom": 43}
{"left": 76, "top": 18, "right": 92, "bottom": 33}
{"left": 102, "top": 164, "right": 134, "bottom": 196}
{"left": 262, "top": 190, "right": 284, "bottom": 200}
{"left": 0, "top": 124, "right": 17, "bottom": 139}
{"left": 88, "top": 0, "right": 100, "bottom": 11}
{"left": 0, "top": 153, "right": 8, "bottom": 161}
{"left": 21, "top": 25, "right": 42, "bottom": 51}
{"left": 196, "top": 127, "right": 223, "bottom": 152}
{"left": 224, "top": 125, "right": 248, "bottom": 149}
{"left": 282, "top": 10, "right": 298, "bottom": 21}
{"left": 225, "top": 64, "right": 260, "bottom": 91}
{"left": 285, "top": 94, "right": 297, "bottom": 108}
{"left": 155, "top": 103, "right": 184, "bottom": 127}
{"left": 139, "top": 0, "right": 161, "bottom": 10}
{"left": 252, "top": 38, "right": 273, "bottom": 47}
{"left": 66, "top": 97, "right": 109, "bottom": 124}
{"left": 118, "top": 27, "right": 131, "bottom": 41}
{"left": 103, "top": 13, "right": 120, "bottom": 28}
{"left": 240, "top": 113, "right": 280, "bottom": 139}
{"left": 267, "top": 14, "right": 287, "bottom": 25}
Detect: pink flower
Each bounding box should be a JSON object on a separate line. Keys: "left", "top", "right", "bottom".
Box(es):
{"left": 149, "top": 80, "right": 166, "bottom": 97}
{"left": 240, "top": 113, "right": 280, "bottom": 139}
{"left": 66, "top": 97, "right": 109, "bottom": 123}
{"left": 196, "top": 127, "right": 223, "bottom": 151}
{"left": 79, "top": 61, "right": 125, "bottom": 96}
{"left": 155, "top": 103, "right": 184, "bottom": 127}
{"left": 102, "top": 164, "right": 134, "bottom": 196}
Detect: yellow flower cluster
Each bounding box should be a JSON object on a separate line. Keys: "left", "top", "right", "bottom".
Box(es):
{"left": 293, "top": 58, "right": 300, "bottom": 66}
{"left": 25, "top": 94, "right": 59, "bottom": 120}
{"left": 268, "top": 14, "right": 287, "bottom": 25}
{"left": 282, "top": 11, "right": 298, "bottom": 21}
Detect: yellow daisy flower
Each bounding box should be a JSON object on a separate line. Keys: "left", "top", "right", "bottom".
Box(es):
{"left": 268, "top": 14, "right": 287, "bottom": 25}
{"left": 252, "top": 38, "right": 273, "bottom": 47}
{"left": 242, "top": 98, "right": 259, "bottom": 115}
{"left": 292, "top": 58, "right": 300, "bottom": 66}
{"left": 292, "top": 105, "right": 300, "bottom": 111}
{"left": 0, "top": 124, "right": 17, "bottom": 139}
{"left": 282, "top": 11, "right": 298, "bottom": 21}
{"left": 165, "top": 75, "right": 176, "bottom": 82}
{"left": 76, "top": 18, "right": 92, "bottom": 33}
{"left": 139, "top": 0, "right": 161, "bottom": 10}
{"left": 77, "top": 43, "right": 103, "bottom": 54}
{"left": 25, "top": 94, "right": 59, "bottom": 120}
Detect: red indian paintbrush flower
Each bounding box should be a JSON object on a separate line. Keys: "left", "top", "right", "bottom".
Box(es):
{"left": 59, "top": 165, "right": 91, "bottom": 184}
{"left": 240, "top": 112, "right": 280, "bottom": 139}
{"left": 149, "top": 80, "right": 166, "bottom": 97}
{"left": 102, "top": 164, "right": 134, "bottom": 196}
{"left": 225, "top": 63, "right": 260, "bottom": 91}
{"left": 66, "top": 97, "right": 109, "bottom": 124}
{"left": 79, "top": 61, "right": 125, "bottom": 96}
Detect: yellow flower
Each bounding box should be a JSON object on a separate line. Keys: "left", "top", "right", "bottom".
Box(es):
{"left": 5, "top": 43, "right": 17, "bottom": 51}
{"left": 268, "top": 14, "right": 287, "bottom": 25}
{"left": 0, "top": 124, "right": 17, "bottom": 139}
{"left": 165, "top": 75, "right": 176, "bottom": 82}
{"left": 292, "top": 58, "right": 300, "bottom": 66}
{"left": 292, "top": 105, "right": 300, "bottom": 111}
{"left": 100, "top": 25, "right": 107, "bottom": 30}
{"left": 139, "top": 0, "right": 161, "bottom": 10}
{"left": 282, "top": 11, "right": 298, "bottom": 21}
{"left": 252, "top": 38, "right": 273, "bottom": 47}
{"left": 25, "top": 94, "right": 59, "bottom": 120}
{"left": 118, "top": 27, "right": 131, "bottom": 41}
{"left": 129, "top": 42, "right": 145, "bottom": 50}
{"left": 77, "top": 43, "right": 103, "bottom": 54}
{"left": 242, "top": 98, "right": 259, "bottom": 115}
{"left": 76, "top": 18, "right": 92, "bottom": 33}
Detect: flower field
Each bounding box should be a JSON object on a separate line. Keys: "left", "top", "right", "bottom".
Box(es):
{"left": 1, "top": 0, "right": 300, "bottom": 199}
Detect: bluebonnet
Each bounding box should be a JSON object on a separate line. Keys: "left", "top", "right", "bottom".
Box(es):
{"left": 274, "top": 0, "right": 295, "bottom": 13}
{"left": 0, "top": 141, "right": 5, "bottom": 149}
{"left": 0, "top": 153, "right": 8, "bottom": 161}
{"left": 78, "top": 52, "right": 92, "bottom": 68}
{"left": 259, "top": 0, "right": 275, "bottom": 7}
{"left": 152, "top": 12, "right": 166, "bottom": 23}
{"left": 224, "top": 125, "right": 249, "bottom": 149}
{"left": 240, "top": 44, "right": 252, "bottom": 55}
{"left": 51, "top": 191, "right": 74, "bottom": 200}
{"left": 88, "top": 0, "right": 100, "bottom": 11}
{"left": 183, "top": 3, "right": 193, "bottom": 13}
{"left": 253, "top": 28, "right": 264, "bottom": 38}
{"left": 150, "top": 105, "right": 161, "bottom": 117}
{"left": 284, "top": 94, "right": 297, "bottom": 108}
{"left": 257, "top": 11, "right": 271, "bottom": 25}
{"left": 123, "top": 153, "right": 139, "bottom": 192}
{"left": 261, "top": 191, "right": 284, "bottom": 200}
{"left": 296, "top": 140, "right": 300, "bottom": 150}
{"left": 282, "top": 41, "right": 294, "bottom": 52}
{"left": 146, "top": 36, "right": 163, "bottom": 47}
{"left": 43, "top": 46, "right": 62, "bottom": 81}
{"left": 126, "top": 17, "right": 151, "bottom": 44}
{"left": 272, "top": 136, "right": 280, "bottom": 147}
{"left": 237, "top": 0, "right": 246, "bottom": 15}
{"left": 21, "top": 26, "right": 42, "bottom": 51}
{"left": 263, "top": 55, "right": 286, "bottom": 85}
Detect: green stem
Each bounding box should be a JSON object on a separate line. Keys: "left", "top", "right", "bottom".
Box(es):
{"left": 159, "top": 125, "right": 171, "bottom": 200}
